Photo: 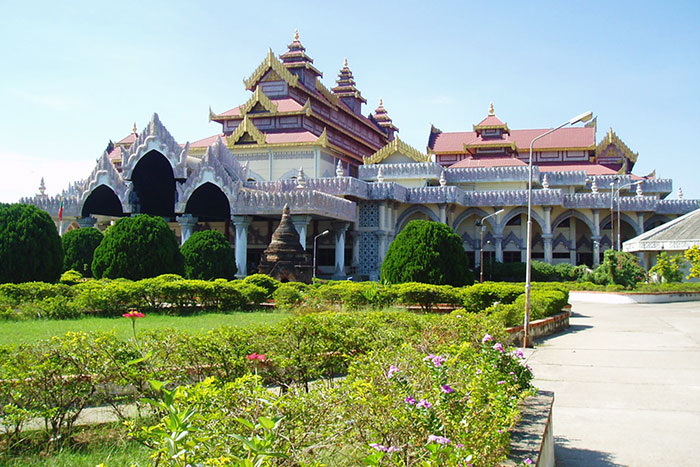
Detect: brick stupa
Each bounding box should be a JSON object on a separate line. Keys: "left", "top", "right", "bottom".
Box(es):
{"left": 257, "top": 204, "right": 312, "bottom": 283}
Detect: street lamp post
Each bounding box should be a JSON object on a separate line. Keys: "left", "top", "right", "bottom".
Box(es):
{"left": 477, "top": 209, "right": 504, "bottom": 283}
{"left": 615, "top": 180, "right": 644, "bottom": 251}
{"left": 610, "top": 177, "right": 619, "bottom": 253}
{"left": 524, "top": 111, "right": 593, "bottom": 348}
{"left": 312, "top": 230, "right": 330, "bottom": 280}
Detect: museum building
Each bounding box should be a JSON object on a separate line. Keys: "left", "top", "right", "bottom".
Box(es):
{"left": 22, "top": 32, "right": 698, "bottom": 279}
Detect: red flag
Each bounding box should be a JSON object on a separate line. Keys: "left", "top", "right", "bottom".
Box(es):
{"left": 58, "top": 200, "right": 64, "bottom": 221}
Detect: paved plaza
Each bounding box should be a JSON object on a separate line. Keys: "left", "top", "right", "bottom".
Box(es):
{"left": 524, "top": 300, "right": 700, "bottom": 466}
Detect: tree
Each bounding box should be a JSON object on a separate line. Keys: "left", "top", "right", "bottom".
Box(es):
{"left": 92, "top": 214, "right": 184, "bottom": 280}
{"left": 649, "top": 252, "right": 685, "bottom": 283}
{"left": 62, "top": 227, "right": 103, "bottom": 277}
{"left": 380, "top": 220, "right": 473, "bottom": 286}
{"left": 181, "top": 230, "right": 237, "bottom": 280}
{"left": 684, "top": 246, "right": 700, "bottom": 280}
{"left": 600, "top": 249, "right": 646, "bottom": 288}
{"left": 0, "top": 203, "right": 63, "bottom": 283}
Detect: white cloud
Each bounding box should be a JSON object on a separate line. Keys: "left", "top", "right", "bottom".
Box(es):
{"left": 0, "top": 151, "right": 94, "bottom": 203}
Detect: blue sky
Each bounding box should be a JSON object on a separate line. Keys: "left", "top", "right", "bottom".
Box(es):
{"left": 1, "top": 0, "right": 699, "bottom": 202}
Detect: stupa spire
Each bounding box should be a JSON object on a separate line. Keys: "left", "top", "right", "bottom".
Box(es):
{"left": 280, "top": 29, "right": 322, "bottom": 80}
{"left": 371, "top": 98, "right": 398, "bottom": 139}
{"left": 331, "top": 58, "right": 367, "bottom": 113}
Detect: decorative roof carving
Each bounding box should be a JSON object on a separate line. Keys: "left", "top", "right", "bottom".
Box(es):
{"left": 227, "top": 116, "right": 267, "bottom": 146}
{"left": 595, "top": 128, "right": 638, "bottom": 163}
{"left": 243, "top": 49, "right": 299, "bottom": 91}
{"left": 363, "top": 137, "right": 430, "bottom": 164}
{"left": 315, "top": 79, "right": 339, "bottom": 108}
{"left": 473, "top": 103, "right": 510, "bottom": 133}
{"left": 175, "top": 137, "right": 243, "bottom": 214}
{"left": 122, "top": 113, "right": 189, "bottom": 180}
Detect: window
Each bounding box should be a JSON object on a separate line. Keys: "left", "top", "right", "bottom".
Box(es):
{"left": 506, "top": 216, "right": 521, "bottom": 226}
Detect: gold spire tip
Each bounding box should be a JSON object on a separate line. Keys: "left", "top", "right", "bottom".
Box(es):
{"left": 344, "top": 57, "right": 348, "bottom": 67}
{"left": 294, "top": 29, "right": 299, "bottom": 41}
{"left": 379, "top": 98, "right": 383, "bottom": 106}
{"left": 488, "top": 102, "right": 495, "bottom": 116}
{"left": 133, "top": 122, "right": 137, "bottom": 133}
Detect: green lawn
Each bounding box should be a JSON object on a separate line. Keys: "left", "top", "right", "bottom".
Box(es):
{"left": 0, "top": 311, "right": 289, "bottom": 346}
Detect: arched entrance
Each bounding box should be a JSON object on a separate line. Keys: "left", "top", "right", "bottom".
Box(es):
{"left": 131, "top": 150, "right": 176, "bottom": 218}
{"left": 81, "top": 185, "right": 124, "bottom": 218}
{"left": 184, "top": 182, "right": 231, "bottom": 222}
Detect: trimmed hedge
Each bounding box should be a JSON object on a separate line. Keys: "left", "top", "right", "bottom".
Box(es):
{"left": 61, "top": 227, "right": 103, "bottom": 277}
{"left": 181, "top": 230, "right": 237, "bottom": 280}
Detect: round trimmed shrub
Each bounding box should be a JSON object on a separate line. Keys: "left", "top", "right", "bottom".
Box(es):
{"left": 242, "top": 274, "right": 281, "bottom": 299}
{"left": 61, "top": 227, "right": 103, "bottom": 277}
{"left": 0, "top": 203, "right": 63, "bottom": 283}
{"left": 181, "top": 230, "right": 237, "bottom": 280}
{"left": 92, "top": 214, "right": 184, "bottom": 280}
{"left": 380, "top": 220, "right": 473, "bottom": 286}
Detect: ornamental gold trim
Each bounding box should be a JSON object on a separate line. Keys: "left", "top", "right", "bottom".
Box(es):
{"left": 464, "top": 141, "right": 517, "bottom": 151}
{"left": 239, "top": 87, "right": 279, "bottom": 115}
{"left": 315, "top": 79, "right": 339, "bottom": 108}
{"left": 227, "top": 116, "right": 267, "bottom": 146}
{"left": 363, "top": 136, "right": 431, "bottom": 164}
{"left": 243, "top": 49, "right": 299, "bottom": 91}
{"left": 595, "top": 128, "right": 638, "bottom": 163}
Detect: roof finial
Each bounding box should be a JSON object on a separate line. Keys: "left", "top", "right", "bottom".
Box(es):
{"left": 296, "top": 166, "right": 306, "bottom": 189}
{"left": 678, "top": 187, "right": 683, "bottom": 200}
{"left": 336, "top": 160, "right": 344, "bottom": 177}
{"left": 294, "top": 29, "right": 299, "bottom": 41}
{"left": 489, "top": 102, "right": 495, "bottom": 116}
{"left": 379, "top": 98, "right": 383, "bottom": 107}
{"left": 133, "top": 122, "right": 137, "bottom": 134}
{"left": 344, "top": 57, "right": 348, "bottom": 67}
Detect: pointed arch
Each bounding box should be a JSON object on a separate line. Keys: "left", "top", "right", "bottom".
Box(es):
{"left": 184, "top": 182, "right": 231, "bottom": 222}
{"left": 552, "top": 210, "right": 595, "bottom": 234}
{"left": 453, "top": 207, "right": 498, "bottom": 233}
{"left": 81, "top": 184, "right": 124, "bottom": 218}
{"left": 498, "top": 207, "right": 545, "bottom": 232}
{"left": 600, "top": 213, "right": 642, "bottom": 236}
{"left": 130, "top": 150, "right": 176, "bottom": 218}
{"left": 395, "top": 205, "right": 440, "bottom": 232}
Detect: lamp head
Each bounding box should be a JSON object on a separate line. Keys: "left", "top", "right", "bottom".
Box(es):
{"left": 569, "top": 111, "right": 594, "bottom": 125}
{"left": 321, "top": 230, "right": 330, "bottom": 236}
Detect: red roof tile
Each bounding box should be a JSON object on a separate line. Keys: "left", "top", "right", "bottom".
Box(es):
{"left": 432, "top": 127, "right": 595, "bottom": 153}
{"left": 537, "top": 162, "right": 617, "bottom": 175}
{"left": 116, "top": 133, "right": 137, "bottom": 145}
{"left": 190, "top": 134, "right": 224, "bottom": 148}
{"left": 474, "top": 114, "right": 506, "bottom": 128}
{"left": 265, "top": 131, "right": 317, "bottom": 144}
{"left": 108, "top": 145, "right": 123, "bottom": 161}
{"left": 449, "top": 157, "right": 527, "bottom": 168}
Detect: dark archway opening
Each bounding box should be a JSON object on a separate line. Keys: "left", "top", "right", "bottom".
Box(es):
{"left": 131, "top": 150, "right": 176, "bottom": 219}
{"left": 81, "top": 185, "right": 124, "bottom": 218}
{"left": 185, "top": 182, "right": 230, "bottom": 222}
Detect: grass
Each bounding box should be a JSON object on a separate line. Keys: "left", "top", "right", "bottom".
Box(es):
{"left": 0, "top": 423, "right": 151, "bottom": 467}
{"left": 0, "top": 310, "right": 289, "bottom": 346}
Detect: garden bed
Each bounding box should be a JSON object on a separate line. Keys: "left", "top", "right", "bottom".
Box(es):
{"left": 502, "top": 390, "right": 555, "bottom": 467}
{"left": 505, "top": 308, "right": 571, "bottom": 345}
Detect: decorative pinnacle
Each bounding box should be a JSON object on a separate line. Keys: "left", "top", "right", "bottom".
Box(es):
{"left": 379, "top": 98, "right": 383, "bottom": 107}
{"left": 439, "top": 170, "right": 447, "bottom": 187}
{"left": 133, "top": 122, "right": 137, "bottom": 134}
{"left": 489, "top": 102, "right": 495, "bottom": 116}
{"left": 336, "top": 160, "right": 344, "bottom": 177}
{"left": 294, "top": 29, "right": 299, "bottom": 41}
{"left": 344, "top": 57, "right": 348, "bottom": 67}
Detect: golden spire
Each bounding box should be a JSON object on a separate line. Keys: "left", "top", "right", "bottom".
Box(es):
{"left": 344, "top": 57, "right": 348, "bottom": 67}
{"left": 294, "top": 29, "right": 299, "bottom": 41}
{"left": 379, "top": 98, "right": 383, "bottom": 107}
{"left": 132, "top": 122, "right": 137, "bottom": 134}
{"left": 489, "top": 102, "right": 495, "bottom": 116}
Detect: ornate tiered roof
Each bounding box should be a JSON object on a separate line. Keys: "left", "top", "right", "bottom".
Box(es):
{"left": 279, "top": 29, "right": 322, "bottom": 79}
{"left": 371, "top": 99, "right": 398, "bottom": 134}
{"left": 331, "top": 58, "right": 367, "bottom": 104}
{"left": 473, "top": 103, "right": 510, "bottom": 134}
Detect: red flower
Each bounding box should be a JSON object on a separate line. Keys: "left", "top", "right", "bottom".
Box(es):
{"left": 246, "top": 353, "right": 266, "bottom": 362}
{"left": 122, "top": 309, "right": 146, "bottom": 319}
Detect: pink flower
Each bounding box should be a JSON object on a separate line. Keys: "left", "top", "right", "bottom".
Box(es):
{"left": 524, "top": 458, "right": 534, "bottom": 465}
{"left": 427, "top": 434, "right": 450, "bottom": 445}
{"left": 246, "top": 353, "right": 266, "bottom": 362}
{"left": 122, "top": 309, "right": 145, "bottom": 319}
{"left": 416, "top": 399, "right": 432, "bottom": 409}
{"left": 514, "top": 348, "right": 525, "bottom": 359}
{"left": 369, "top": 443, "right": 400, "bottom": 453}
{"left": 492, "top": 342, "right": 505, "bottom": 353}
{"left": 481, "top": 334, "right": 493, "bottom": 343}
{"left": 441, "top": 384, "right": 455, "bottom": 394}
{"left": 497, "top": 380, "right": 506, "bottom": 385}
{"left": 404, "top": 395, "right": 417, "bottom": 405}
{"left": 475, "top": 368, "right": 482, "bottom": 376}
{"left": 387, "top": 365, "right": 399, "bottom": 379}
{"left": 423, "top": 354, "right": 447, "bottom": 367}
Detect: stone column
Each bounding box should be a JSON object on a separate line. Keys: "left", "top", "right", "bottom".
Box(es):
{"left": 332, "top": 222, "right": 349, "bottom": 279}
{"left": 349, "top": 229, "right": 360, "bottom": 273}
{"left": 291, "top": 215, "right": 312, "bottom": 250}
{"left": 543, "top": 234, "right": 553, "bottom": 264}
{"left": 637, "top": 212, "right": 645, "bottom": 235}
{"left": 232, "top": 216, "right": 252, "bottom": 278}
{"left": 592, "top": 210, "right": 601, "bottom": 237}
{"left": 494, "top": 235, "right": 504, "bottom": 263}
{"left": 592, "top": 235, "right": 602, "bottom": 267}
{"left": 77, "top": 216, "right": 97, "bottom": 229}
{"left": 569, "top": 217, "right": 577, "bottom": 264}
{"left": 439, "top": 204, "right": 447, "bottom": 224}
{"left": 542, "top": 207, "right": 553, "bottom": 235}
{"left": 176, "top": 214, "right": 198, "bottom": 246}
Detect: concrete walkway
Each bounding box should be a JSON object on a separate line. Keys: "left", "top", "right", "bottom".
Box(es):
{"left": 524, "top": 301, "right": 700, "bottom": 467}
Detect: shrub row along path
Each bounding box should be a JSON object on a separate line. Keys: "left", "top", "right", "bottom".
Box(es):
{"left": 524, "top": 300, "right": 700, "bottom": 467}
